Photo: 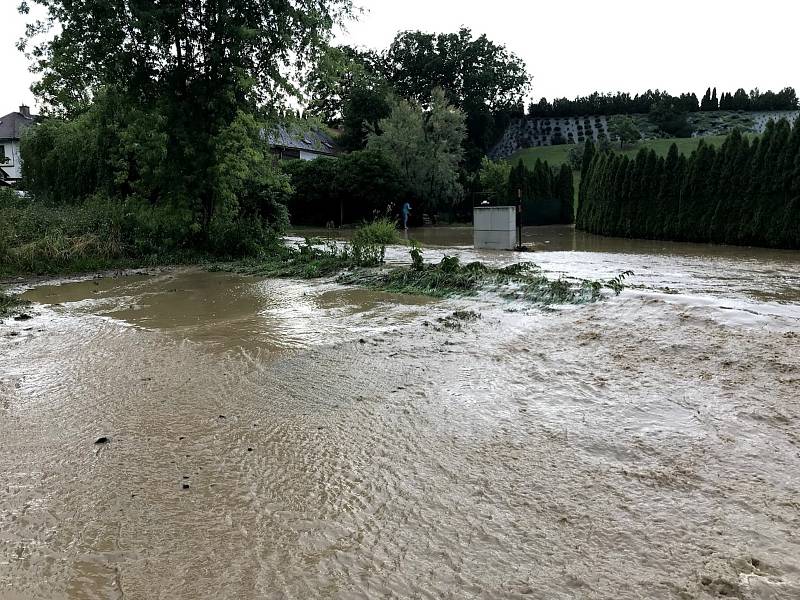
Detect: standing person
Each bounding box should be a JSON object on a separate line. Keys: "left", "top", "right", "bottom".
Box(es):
{"left": 402, "top": 201, "right": 412, "bottom": 230}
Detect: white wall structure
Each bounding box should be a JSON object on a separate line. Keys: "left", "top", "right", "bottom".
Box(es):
{"left": 474, "top": 206, "right": 517, "bottom": 251}
{"left": 299, "top": 150, "right": 326, "bottom": 161}
{"left": 0, "top": 139, "right": 22, "bottom": 180}
{"left": 0, "top": 106, "right": 35, "bottom": 184}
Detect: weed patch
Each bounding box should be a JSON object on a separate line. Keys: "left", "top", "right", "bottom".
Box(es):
{"left": 0, "top": 292, "right": 31, "bottom": 321}
{"left": 230, "top": 239, "right": 634, "bottom": 307}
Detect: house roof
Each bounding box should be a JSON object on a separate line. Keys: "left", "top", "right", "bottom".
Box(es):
{"left": 267, "top": 125, "right": 339, "bottom": 155}
{"left": 0, "top": 110, "right": 36, "bottom": 141}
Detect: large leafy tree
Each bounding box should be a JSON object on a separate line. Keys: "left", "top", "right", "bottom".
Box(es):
{"left": 305, "top": 45, "right": 393, "bottom": 151}
{"left": 305, "top": 45, "right": 385, "bottom": 125}
{"left": 384, "top": 28, "right": 529, "bottom": 114}
{"left": 307, "top": 28, "right": 529, "bottom": 160}
{"left": 368, "top": 88, "right": 466, "bottom": 214}
{"left": 608, "top": 116, "right": 640, "bottom": 149}
{"left": 383, "top": 28, "right": 529, "bottom": 161}
{"left": 20, "top": 0, "right": 352, "bottom": 115}
{"left": 18, "top": 0, "right": 352, "bottom": 235}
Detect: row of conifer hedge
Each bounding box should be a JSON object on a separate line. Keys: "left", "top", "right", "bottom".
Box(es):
{"left": 576, "top": 119, "right": 800, "bottom": 248}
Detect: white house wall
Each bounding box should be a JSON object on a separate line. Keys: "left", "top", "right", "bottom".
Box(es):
{"left": 1, "top": 140, "right": 23, "bottom": 180}
{"left": 299, "top": 150, "right": 322, "bottom": 161}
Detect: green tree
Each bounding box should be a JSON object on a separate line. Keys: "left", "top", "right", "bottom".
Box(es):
{"left": 367, "top": 88, "right": 466, "bottom": 214}
{"left": 701, "top": 88, "right": 712, "bottom": 111}
{"left": 305, "top": 44, "right": 392, "bottom": 151}
{"left": 19, "top": 0, "right": 352, "bottom": 239}
{"left": 383, "top": 28, "right": 530, "bottom": 160}
{"left": 478, "top": 158, "right": 512, "bottom": 203}
{"left": 649, "top": 99, "right": 692, "bottom": 138}
{"left": 556, "top": 164, "right": 575, "bottom": 224}
{"left": 305, "top": 45, "right": 384, "bottom": 125}
{"left": 507, "top": 160, "right": 528, "bottom": 208}
{"left": 576, "top": 118, "right": 800, "bottom": 249}
{"left": 576, "top": 140, "right": 596, "bottom": 224}
{"left": 608, "top": 116, "right": 640, "bottom": 149}
{"left": 284, "top": 149, "right": 408, "bottom": 226}
{"left": 339, "top": 83, "right": 393, "bottom": 151}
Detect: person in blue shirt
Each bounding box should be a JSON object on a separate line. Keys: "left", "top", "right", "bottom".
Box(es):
{"left": 402, "top": 202, "right": 412, "bottom": 230}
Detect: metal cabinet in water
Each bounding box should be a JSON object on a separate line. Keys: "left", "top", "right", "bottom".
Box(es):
{"left": 474, "top": 206, "right": 516, "bottom": 250}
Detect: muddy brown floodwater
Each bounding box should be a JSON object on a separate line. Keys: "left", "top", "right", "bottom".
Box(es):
{"left": 2, "top": 225, "right": 800, "bottom": 599}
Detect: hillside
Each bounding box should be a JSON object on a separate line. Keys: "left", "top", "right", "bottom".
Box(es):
{"left": 491, "top": 110, "right": 799, "bottom": 160}
{"left": 508, "top": 135, "right": 731, "bottom": 169}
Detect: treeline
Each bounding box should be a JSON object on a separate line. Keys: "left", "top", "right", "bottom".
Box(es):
{"left": 286, "top": 87, "right": 468, "bottom": 227}
{"left": 512, "top": 160, "right": 575, "bottom": 226}
{"left": 285, "top": 150, "right": 408, "bottom": 226}
{"left": 477, "top": 158, "right": 574, "bottom": 226}
{"left": 308, "top": 28, "right": 530, "bottom": 166}
{"left": 706, "top": 87, "right": 799, "bottom": 112}
{"left": 528, "top": 87, "right": 798, "bottom": 118}
{"left": 576, "top": 118, "right": 800, "bottom": 248}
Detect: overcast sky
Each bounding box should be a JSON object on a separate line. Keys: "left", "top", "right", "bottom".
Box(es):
{"left": 3, "top": 0, "right": 798, "bottom": 112}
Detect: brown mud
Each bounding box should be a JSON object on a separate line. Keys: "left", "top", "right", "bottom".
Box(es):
{"left": 2, "top": 226, "right": 800, "bottom": 599}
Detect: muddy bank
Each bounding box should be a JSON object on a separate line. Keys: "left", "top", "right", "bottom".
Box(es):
{"left": 2, "top": 242, "right": 800, "bottom": 598}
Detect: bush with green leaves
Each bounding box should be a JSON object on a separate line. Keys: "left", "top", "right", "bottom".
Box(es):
{"left": 0, "top": 189, "right": 288, "bottom": 276}
{"left": 284, "top": 149, "right": 409, "bottom": 226}
{"left": 478, "top": 158, "right": 512, "bottom": 203}
{"left": 351, "top": 218, "right": 399, "bottom": 246}
{"left": 17, "top": 95, "right": 293, "bottom": 267}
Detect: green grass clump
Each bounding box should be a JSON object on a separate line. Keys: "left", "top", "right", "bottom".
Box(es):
{"left": 0, "top": 292, "right": 31, "bottom": 321}
{"left": 351, "top": 218, "right": 399, "bottom": 246}
{"left": 222, "top": 239, "right": 353, "bottom": 279}
{"left": 220, "top": 219, "right": 396, "bottom": 279}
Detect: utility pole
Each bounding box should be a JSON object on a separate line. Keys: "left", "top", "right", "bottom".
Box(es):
{"left": 517, "top": 188, "right": 523, "bottom": 250}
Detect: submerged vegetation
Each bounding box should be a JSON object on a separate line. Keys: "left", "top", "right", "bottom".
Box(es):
{"left": 221, "top": 221, "right": 398, "bottom": 279}
{"left": 0, "top": 292, "right": 31, "bottom": 321}
{"left": 337, "top": 255, "right": 621, "bottom": 304}
{"left": 218, "top": 228, "right": 633, "bottom": 307}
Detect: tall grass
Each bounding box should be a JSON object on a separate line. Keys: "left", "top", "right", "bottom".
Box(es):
{"left": 0, "top": 191, "right": 255, "bottom": 276}
{"left": 225, "top": 218, "right": 400, "bottom": 278}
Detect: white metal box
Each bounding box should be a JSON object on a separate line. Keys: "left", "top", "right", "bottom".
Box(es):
{"left": 474, "top": 206, "right": 517, "bottom": 250}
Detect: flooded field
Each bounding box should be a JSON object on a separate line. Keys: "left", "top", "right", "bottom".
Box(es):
{"left": 2, "top": 226, "right": 800, "bottom": 599}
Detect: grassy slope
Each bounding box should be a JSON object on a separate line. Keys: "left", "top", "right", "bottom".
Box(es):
{"left": 508, "top": 135, "right": 730, "bottom": 169}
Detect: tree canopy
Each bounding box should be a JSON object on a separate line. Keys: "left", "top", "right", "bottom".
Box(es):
{"left": 18, "top": 0, "right": 352, "bottom": 246}
{"left": 383, "top": 28, "right": 530, "bottom": 114}
{"left": 367, "top": 88, "right": 466, "bottom": 213}
{"left": 306, "top": 28, "right": 530, "bottom": 161}
{"left": 20, "top": 0, "right": 352, "bottom": 117}
{"left": 529, "top": 87, "right": 798, "bottom": 118}
{"left": 608, "top": 116, "right": 640, "bottom": 148}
